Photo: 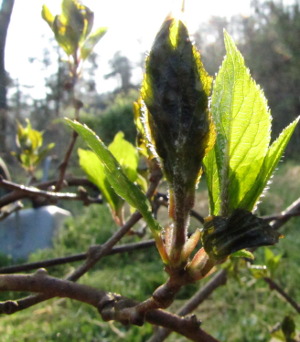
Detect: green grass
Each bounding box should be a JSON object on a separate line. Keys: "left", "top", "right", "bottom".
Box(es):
{"left": 0, "top": 161, "right": 299, "bottom": 341}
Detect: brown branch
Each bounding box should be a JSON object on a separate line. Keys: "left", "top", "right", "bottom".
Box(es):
{"left": 0, "top": 177, "right": 102, "bottom": 207}
{"left": 270, "top": 197, "right": 300, "bottom": 230}
{"left": 0, "top": 271, "right": 104, "bottom": 309}
{"left": 0, "top": 177, "right": 98, "bottom": 207}
{"left": 0, "top": 272, "right": 219, "bottom": 341}
{"left": 145, "top": 311, "right": 220, "bottom": 342}
{"left": 263, "top": 277, "right": 300, "bottom": 314}
{"left": 36, "top": 177, "right": 98, "bottom": 191}
{"left": 55, "top": 130, "right": 78, "bottom": 191}
{"left": 147, "top": 269, "right": 227, "bottom": 342}
{"left": 0, "top": 240, "right": 155, "bottom": 274}
{"left": 263, "top": 212, "right": 300, "bottom": 222}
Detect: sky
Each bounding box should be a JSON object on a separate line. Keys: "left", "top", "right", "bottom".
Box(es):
{"left": 5, "top": 0, "right": 253, "bottom": 98}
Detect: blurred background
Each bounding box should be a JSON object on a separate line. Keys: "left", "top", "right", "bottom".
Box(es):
{"left": 2, "top": 0, "right": 300, "bottom": 158}
{"left": 0, "top": 1, "right": 299, "bottom": 341}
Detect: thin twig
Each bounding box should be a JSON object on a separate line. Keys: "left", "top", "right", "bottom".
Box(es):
{"left": 263, "top": 212, "right": 300, "bottom": 222}
{"left": 0, "top": 240, "right": 155, "bottom": 274}
{"left": 270, "top": 197, "right": 300, "bottom": 230}
{"left": 0, "top": 177, "right": 98, "bottom": 208}
{"left": 263, "top": 277, "right": 300, "bottom": 314}
{"left": 0, "top": 177, "right": 102, "bottom": 207}
{"left": 55, "top": 130, "right": 79, "bottom": 191}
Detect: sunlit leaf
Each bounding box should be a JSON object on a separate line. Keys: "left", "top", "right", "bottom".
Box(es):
{"left": 133, "top": 99, "right": 156, "bottom": 160}
{"left": 204, "top": 31, "right": 299, "bottom": 216}
{"left": 108, "top": 131, "right": 138, "bottom": 183}
{"left": 67, "top": 119, "right": 162, "bottom": 236}
{"left": 230, "top": 249, "right": 254, "bottom": 260}
{"left": 42, "top": 0, "right": 95, "bottom": 56}
{"left": 14, "top": 120, "right": 54, "bottom": 172}
{"left": 41, "top": 5, "right": 54, "bottom": 28}
{"left": 61, "top": 0, "right": 93, "bottom": 42}
{"left": 78, "top": 148, "right": 124, "bottom": 224}
{"left": 81, "top": 26, "right": 107, "bottom": 60}
{"left": 78, "top": 131, "right": 139, "bottom": 224}
{"left": 239, "top": 117, "right": 299, "bottom": 210}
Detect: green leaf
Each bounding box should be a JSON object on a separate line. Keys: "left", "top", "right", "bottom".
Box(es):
{"left": 67, "top": 119, "right": 162, "bottom": 236}
{"left": 43, "top": 0, "right": 94, "bottom": 56}
{"left": 78, "top": 148, "right": 124, "bottom": 224}
{"left": 78, "top": 132, "right": 138, "bottom": 225}
{"left": 61, "top": 0, "right": 93, "bottom": 42}
{"left": 41, "top": 5, "right": 54, "bottom": 28}
{"left": 230, "top": 249, "right": 254, "bottom": 260}
{"left": 203, "top": 146, "right": 220, "bottom": 216}
{"left": 263, "top": 247, "right": 282, "bottom": 277}
{"left": 204, "top": 31, "right": 299, "bottom": 215}
{"left": 108, "top": 131, "right": 138, "bottom": 183}
{"left": 35, "top": 143, "right": 55, "bottom": 166}
{"left": 81, "top": 26, "right": 107, "bottom": 60}
{"left": 205, "top": 31, "right": 271, "bottom": 216}
{"left": 239, "top": 117, "right": 299, "bottom": 210}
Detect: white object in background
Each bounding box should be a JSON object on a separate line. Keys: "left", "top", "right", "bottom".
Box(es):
{"left": 0, "top": 205, "right": 71, "bottom": 260}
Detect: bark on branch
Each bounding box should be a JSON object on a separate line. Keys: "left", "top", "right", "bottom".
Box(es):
{"left": 0, "top": 272, "right": 219, "bottom": 342}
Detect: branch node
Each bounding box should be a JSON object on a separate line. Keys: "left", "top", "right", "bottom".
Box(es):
{"left": 185, "top": 314, "right": 202, "bottom": 328}
{"left": 97, "top": 292, "right": 121, "bottom": 321}
{"left": 34, "top": 268, "right": 48, "bottom": 277}
{"left": 0, "top": 300, "right": 19, "bottom": 314}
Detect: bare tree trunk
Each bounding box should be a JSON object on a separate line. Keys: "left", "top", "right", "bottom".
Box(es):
{"left": 0, "top": 0, "right": 15, "bottom": 153}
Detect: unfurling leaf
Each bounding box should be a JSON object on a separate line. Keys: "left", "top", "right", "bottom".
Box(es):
{"left": 42, "top": 0, "right": 104, "bottom": 59}
{"left": 42, "top": 4, "right": 55, "bottom": 28}
{"left": 204, "top": 31, "right": 299, "bottom": 216}
{"left": 141, "top": 17, "right": 214, "bottom": 192}
{"left": 201, "top": 209, "right": 281, "bottom": 262}
{"left": 133, "top": 99, "right": 155, "bottom": 160}
{"left": 140, "top": 15, "right": 215, "bottom": 265}
{"left": 13, "top": 120, "right": 54, "bottom": 173}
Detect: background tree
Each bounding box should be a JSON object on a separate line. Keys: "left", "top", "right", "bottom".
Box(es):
{"left": 195, "top": 0, "right": 300, "bottom": 157}
{"left": 105, "top": 51, "right": 134, "bottom": 94}
{"left": 0, "top": 0, "right": 15, "bottom": 153}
